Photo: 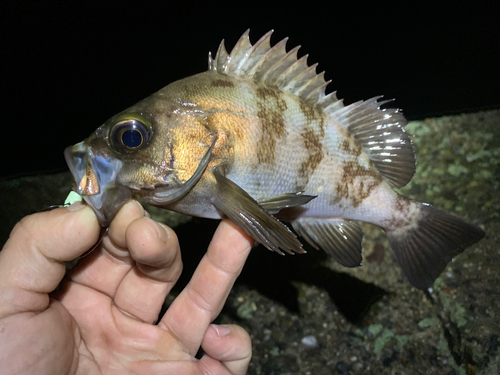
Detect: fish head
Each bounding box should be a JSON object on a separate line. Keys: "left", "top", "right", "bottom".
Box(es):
{"left": 65, "top": 96, "right": 216, "bottom": 226}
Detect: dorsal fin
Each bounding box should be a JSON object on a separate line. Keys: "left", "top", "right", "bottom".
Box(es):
{"left": 208, "top": 30, "right": 415, "bottom": 188}
{"left": 342, "top": 98, "right": 415, "bottom": 187}
{"left": 208, "top": 30, "right": 337, "bottom": 105}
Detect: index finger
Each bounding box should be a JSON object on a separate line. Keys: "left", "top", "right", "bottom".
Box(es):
{"left": 0, "top": 203, "right": 99, "bottom": 317}
{"left": 159, "top": 219, "right": 253, "bottom": 355}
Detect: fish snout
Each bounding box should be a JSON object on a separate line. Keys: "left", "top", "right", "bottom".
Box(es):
{"left": 64, "top": 141, "right": 128, "bottom": 226}
{"left": 65, "top": 142, "right": 101, "bottom": 196}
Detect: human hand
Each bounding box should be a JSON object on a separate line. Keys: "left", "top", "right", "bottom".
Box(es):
{"left": 0, "top": 200, "right": 253, "bottom": 374}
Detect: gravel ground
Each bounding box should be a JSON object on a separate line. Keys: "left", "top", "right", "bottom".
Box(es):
{"left": 1, "top": 110, "right": 498, "bottom": 374}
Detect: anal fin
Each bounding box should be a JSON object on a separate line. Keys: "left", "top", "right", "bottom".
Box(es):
{"left": 292, "top": 218, "right": 363, "bottom": 267}
{"left": 212, "top": 169, "right": 305, "bottom": 255}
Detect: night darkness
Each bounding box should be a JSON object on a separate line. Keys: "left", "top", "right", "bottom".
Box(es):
{"left": 2, "top": 2, "right": 499, "bottom": 179}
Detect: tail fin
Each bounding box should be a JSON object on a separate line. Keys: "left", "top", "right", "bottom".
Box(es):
{"left": 386, "top": 203, "right": 485, "bottom": 290}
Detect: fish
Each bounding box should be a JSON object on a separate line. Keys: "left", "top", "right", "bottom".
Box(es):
{"left": 65, "top": 30, "right": 485, "bottom": 289}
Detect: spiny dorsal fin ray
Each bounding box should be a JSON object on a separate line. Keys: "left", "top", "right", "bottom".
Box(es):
{"left": 208, "top": 29, "right": 337, "bottom": 104}
{"left": 209, "top": 30, "right": 415, "bottom": 188}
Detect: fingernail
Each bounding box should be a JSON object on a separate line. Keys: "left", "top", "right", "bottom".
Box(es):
{"left": 155, "top": 222, "right": 170, "bottom": 243}
{"left": 212, "top": 324, "right": 231, "bottom": 337}
{"left": 132, "top": 200, "right": 145, "bottom": 216}
{"left": 72, "top": 204, "right": 98, "bottom": 226}
{"left": 67, "top": 201, "right": 85, "bottom": 211}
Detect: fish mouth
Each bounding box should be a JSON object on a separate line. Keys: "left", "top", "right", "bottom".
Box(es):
{"left": 65, "top": 142, "right": 130, "bottom": 226}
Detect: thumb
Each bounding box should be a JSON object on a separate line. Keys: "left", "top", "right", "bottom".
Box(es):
{"left": 0, "top": 202, "right": 99, "bottom": 315}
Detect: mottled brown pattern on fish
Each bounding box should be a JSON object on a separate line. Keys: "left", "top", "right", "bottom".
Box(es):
{"left": 335, "top": 126, "right": 362, "bottom": 157}
{"left": 255, "top": 86, "right": 288, "bottom": 164}
{"left": 299, "top": 100, "right": 317, "bottom": 122}
{"left": 383, "top": 195, "right": 420, "bottom": 231}
{"left": 299, "top": 100, "right": 325, "bottom": 137}
{"left": 297, "top": 128, "right": 324, "bottom": 190}
{"left": 394, "top": 194, "right": 410, "bottom": 213}
{"left": 318, "top": 115, "right": 325, "bottom": 138}
{"left": 392, "top": 195, "right": 413, "bottom": 227}
{"left": 332, "top": 161, "right": 383, "bottom": 207}
{"left": 341, "top": 138, "right": 363, "bottom": 156}
{"left": 210, "top": 79, "right": 235, "bottom": 88}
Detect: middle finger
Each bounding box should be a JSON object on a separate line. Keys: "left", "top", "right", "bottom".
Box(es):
{"left": 113, "top": 216, "right": 182, "bottom": 323}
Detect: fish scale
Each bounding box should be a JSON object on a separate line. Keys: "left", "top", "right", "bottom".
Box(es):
{"left": 65, "top": 30, "right": 485, "bottom": 289}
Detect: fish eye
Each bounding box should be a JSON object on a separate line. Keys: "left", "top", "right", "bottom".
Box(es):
{"left": 109, "top": 113, "right": 152, "bottom": 154}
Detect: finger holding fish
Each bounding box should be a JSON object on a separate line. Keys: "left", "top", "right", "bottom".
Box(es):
{"left": 159, "top": 219, "right": 254, "bottom": 356}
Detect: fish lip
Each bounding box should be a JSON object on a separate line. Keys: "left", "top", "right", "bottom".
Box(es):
{"left": 64, "top": 142, "right": 89, "bottom": 195}
{"left": 65, "top": 142, "right": 127, "bottom": 226}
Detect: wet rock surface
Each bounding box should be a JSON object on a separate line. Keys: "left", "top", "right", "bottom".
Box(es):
{"left": 1, "top": 110, "right": 498, "bottom": 374}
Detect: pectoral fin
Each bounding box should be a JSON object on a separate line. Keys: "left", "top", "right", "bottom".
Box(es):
{"left": 292, "top": 218, "right": 363, "bottom": 267}
{"left": 212, "top": 169, "right": 305, "bottom": 255}
{"left": 258, "top": 193, "right": 317, "bottom": 214}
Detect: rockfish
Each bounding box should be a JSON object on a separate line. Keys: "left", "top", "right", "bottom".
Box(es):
{"left": 65, "top": 30, "right": 485, "bottom": 289}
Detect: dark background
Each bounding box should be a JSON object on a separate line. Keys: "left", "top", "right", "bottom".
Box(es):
{"left": 2, "top": 2, "right": 499, "bottom": 179}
